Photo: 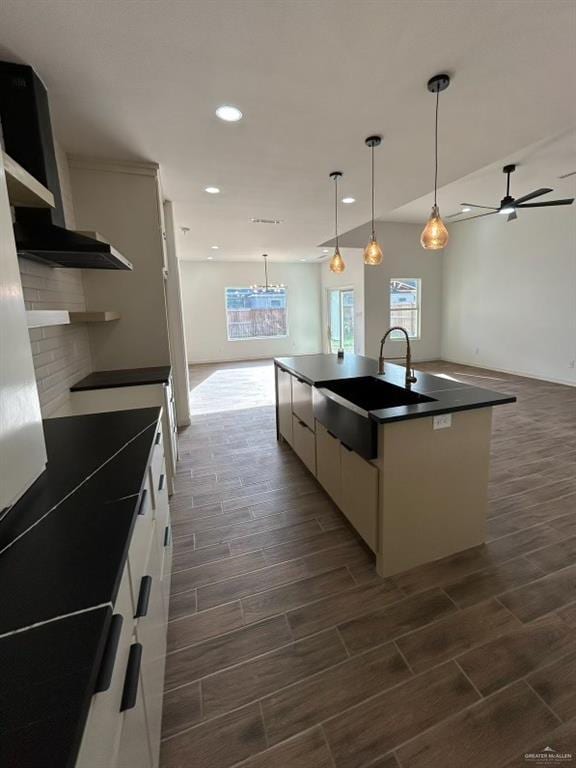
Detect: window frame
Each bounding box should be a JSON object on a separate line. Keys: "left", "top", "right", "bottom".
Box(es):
{"left": 389, "top": 278, "right": 422, "bottom": 341}
{"left": 224, "top": 286, "right": 289, "bottom": 342}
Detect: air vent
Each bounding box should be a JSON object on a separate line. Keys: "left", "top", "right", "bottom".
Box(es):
{"left": 558, "top": 170, "right": 576, "bottom": 179}
{"left": 250, "top": 218, "right": 283, "bottom": 224}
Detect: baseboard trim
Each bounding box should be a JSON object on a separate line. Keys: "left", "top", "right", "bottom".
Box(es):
{"left": 440, "top": 357, "right": 576, "bottom": 388}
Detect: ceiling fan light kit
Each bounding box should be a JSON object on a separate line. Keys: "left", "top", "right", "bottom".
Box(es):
{"left": 329, "top": 171, "right": 346, "bottom": 273}
{"left": 363, "top": 135, "right": 384, "bottom": 265}
{"left": 421, "top": 73, "right": 450, "bottom": 250}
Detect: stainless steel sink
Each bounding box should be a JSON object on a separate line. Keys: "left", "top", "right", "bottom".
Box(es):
{"left": 313, "top": 376, "right": 436, "bottom": 459}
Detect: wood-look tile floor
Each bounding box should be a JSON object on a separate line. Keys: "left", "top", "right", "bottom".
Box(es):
{"left": 160, "top": 359, "right": 576, "bottom": 768}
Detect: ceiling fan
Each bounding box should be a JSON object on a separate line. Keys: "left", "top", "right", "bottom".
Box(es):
{"left": 456, "top": 164, "right": 574, "bottom": 222}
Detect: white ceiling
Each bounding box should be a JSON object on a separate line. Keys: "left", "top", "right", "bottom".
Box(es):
{"left": 1, "top": 0, "right": 575, "bottom": 262}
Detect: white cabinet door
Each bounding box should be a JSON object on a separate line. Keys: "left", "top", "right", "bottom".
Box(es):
{"left": 292, "top": 416, "right": 317, "bottom": 476}
{"left": 0, "top": 152, "right": 47, "bottom": 510}
{"left": 292, "top": 377, "right": 315, "bottom": 431}
{"left": 277, "top": 367, "right": 293, "bottom": 445}
{"left": 136, "top": 536, "right": 167, "bottom": 768}
{"left": 340, "top": 444, "right": 378, "bottom": 551}
{"left": 316, "top": 422, "right": 342, "bottom": 506}
{"left": 113, "top": 668, "right": 152, "bottom": 768}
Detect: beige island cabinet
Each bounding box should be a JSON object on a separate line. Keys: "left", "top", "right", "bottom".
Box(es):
{"left": 275, "top": 354, "right": 515, "bottom": 577}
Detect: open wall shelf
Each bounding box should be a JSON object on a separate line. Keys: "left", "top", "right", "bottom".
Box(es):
{"left": 26, "top": 310, "right": 120, "bottom": 328}
{"left": 3, "top": 151, "right": 55, "bottom": 209}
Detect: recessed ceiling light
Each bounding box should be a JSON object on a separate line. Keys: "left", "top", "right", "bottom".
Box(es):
{"left": 323, "top": 248, "right": 329, "bottom": 253}
{"left": 342, "top": 197, "right": 356, "bottom": 204}
{"left": 461, "top": 207, "right": 471, "bottom": 212}
{"left": 300, "top": 258, "right": 306, "bottom": 262}
{"left": 205, "top": 186, "right": 220, "bottom": 194}
{"left": 207, "top": 256, "right": 214, "bottom": 260}
{"left": 211, "top": 245, "right": 219, "bottom": 250}
{"left": 215, "top": 105, "right": 243, "bottom": 122}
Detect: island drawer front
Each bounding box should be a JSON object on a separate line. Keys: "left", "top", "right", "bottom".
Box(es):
{"left": 292, "top": 415, "right": 317, "bottom": 476}
{"left": 128, "top": 478, "right": 156, "bottom": 610}
{"left": 277, "top": 367, "right": 294, "bottom": 445}
{"left": 340, "top": 444, "right": 378, "bottom": 551}
{"left": 316, "top": 421, "right": 342, "bottom": 506}
{"left": 292, "top": 377, "right": 315, "bottom": 431}
{"left": 75, "top": 565, "right": 134, "bottom": 768}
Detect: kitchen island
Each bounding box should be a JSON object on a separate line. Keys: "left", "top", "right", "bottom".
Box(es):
{"left": 275, "top": 354, "right": 515, "bottom": 577}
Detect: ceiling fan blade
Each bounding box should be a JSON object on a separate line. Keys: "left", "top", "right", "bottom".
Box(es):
{"left": 460, "top": 203, "right": 500, "bottom": 210}
{"left": 507, "top": 210, "right": 518, "bottom": 222}
{"left": 516, "top": 198, "right": 574, "bottom": 208}
{"left": 513, "top": 187, "right": 553, "bottom": 205}
{"left": 455, "top": 211, "right": 498, "bottom": 223}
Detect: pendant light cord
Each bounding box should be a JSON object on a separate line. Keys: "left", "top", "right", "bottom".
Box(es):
{"left": 371, "top": 144, "right": 375, "bottom": 239}
{"left": 334, "top": 175, "right": 339, "bottom": 249}
{"left": 434, "top": 88, "right": 439, "bottom": 207}
{"left": 264, "top": 254, "right": 269, "bottom": 290}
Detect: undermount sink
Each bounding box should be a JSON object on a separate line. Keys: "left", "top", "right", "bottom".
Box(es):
{"left": 320, "top": 376, "right": 435, "bottom": 411}
{"left": 313, "top": 376, "right": 436, "bottom": 460}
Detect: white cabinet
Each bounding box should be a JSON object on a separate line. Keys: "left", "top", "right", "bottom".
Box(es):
{"left": 277, "top": 367, "right": 293, "bottom": 445}
{"left": 76, "top": 416, "right": 171, "bottom": 768}
{"left": 0, "top": 150, "right": 47, "bottom": 510}
{"left": 292, "top": 415, "right": 317, "bottom": 476}
{"left": 340, "top": 443, "right": 378, "bottom": 552}
{"left": 292, "top": 376, "right": 315, "bottom": 431}
{"left": 315, "top": 422, "right": 342, "bottom": 506}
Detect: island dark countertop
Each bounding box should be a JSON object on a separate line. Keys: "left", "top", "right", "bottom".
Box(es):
{"left": 0, "top": 407, "right": 161, "bottom": 768}
{"left": 275, "top": 354, "right": 516, "bottom": 424}
{"left": 71, "top": 365, "right": 172, "bottom": 391}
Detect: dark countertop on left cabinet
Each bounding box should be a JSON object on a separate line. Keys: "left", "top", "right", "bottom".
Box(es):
{"left": 0, "top": 407, "right": 162, "bottom": 768}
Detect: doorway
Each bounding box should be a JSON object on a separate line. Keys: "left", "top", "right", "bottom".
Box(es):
{"left": 328, "top": 288, "right": 355, "bottom": 353}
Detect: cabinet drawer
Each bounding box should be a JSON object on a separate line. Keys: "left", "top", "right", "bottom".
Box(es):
{"left": 76, "top": 566, "right": 134, "bottom": 768}
{"left": 292, "top": 377, "right": 314, "bottom": 431}
{"left": 340, "top": 444, "right": 378, "bottom": 551}
{"left": 292, "top": 415, "right": 316, "bottom": 476}
{"left": 113, "top": 668, "right": 152, "bottom": 768}
{"left": 316, "top": 422, "right": 341, "bottom": 506}
{"left": 128, "top": 480, "right": 155, "bottom": 609}
{"left": 135, "top": 538, "right": 167, "bottom": 768}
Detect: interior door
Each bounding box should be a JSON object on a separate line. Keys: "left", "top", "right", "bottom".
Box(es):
{"left": 327, "top": 289, "right": 355, "bottom": 353}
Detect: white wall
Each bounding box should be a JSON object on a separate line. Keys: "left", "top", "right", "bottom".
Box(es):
{"left": 180, "top": 261, "right": 322, "bottom": 363}
{"left": 320, "top": 248, "right": 365, "bottom": 354}
{"left": 442, "top": 208, "right": 576, "bottom": 385}
{"left": 363, "top": 222, "right": 444, "bottom": 362}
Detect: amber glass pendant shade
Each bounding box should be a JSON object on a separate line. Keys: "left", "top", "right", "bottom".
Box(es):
{"left": 363, "top": 237, "right": 383, "bottom": 265}
{"left": 329, "top": 246, "right": 346, "bottom": 273}
{"left": 420, "top": 204, "right": 449, "bottom": 250}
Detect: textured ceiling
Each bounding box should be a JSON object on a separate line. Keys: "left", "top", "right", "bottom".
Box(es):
{"left": 1, "top": 0, "right": 575, "bottom": 261}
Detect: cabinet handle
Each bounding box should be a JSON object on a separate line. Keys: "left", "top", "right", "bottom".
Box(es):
{"left": 94, "top": 614, "right": 123, "bottom": 693}
{"left": 135, "top": 576, "right": 152, "bottom": 618}
{"left": 155, "top": 432, "right": 161, "bottom": 446}
{"left": 158, "top": 474, "right": 165, "bottom": 491}
{"left": 341, "top": 443, "right": 353, "bottom": 452}
{"left": 137, "top": 489, "right": 148, "bottom": 516}
{"left": 164, "top": 525, "right": 171, "bottom": 547}
{"left": 120, "top": 643, "right": 143, "bottom": 712}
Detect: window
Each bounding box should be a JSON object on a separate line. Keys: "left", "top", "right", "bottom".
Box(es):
{"left": 390, "top": 279, "right": 421, "bottom": 339}
{"left": 225, "top": 287, "right": 288, "bottom": 340}
{"left": 327, "top": 288, "right": 355, "bottom": 353}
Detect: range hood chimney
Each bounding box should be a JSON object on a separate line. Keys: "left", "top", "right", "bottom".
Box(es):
{"left": 0, "top": 61, "right": 132, "bottom": 270}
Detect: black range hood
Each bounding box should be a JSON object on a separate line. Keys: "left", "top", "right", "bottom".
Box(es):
{"left": 0, "top": 61, "right": 132, "bottom": 270}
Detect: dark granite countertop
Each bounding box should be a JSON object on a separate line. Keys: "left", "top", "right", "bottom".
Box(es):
{"left": 275, "top": 354, "right": 516, "bottom": 423}
{"left": 0, "top": 407, "right": 161, "bottom": 768}
{"left": 71, "top": 365, "right": 171, "bottom": 391}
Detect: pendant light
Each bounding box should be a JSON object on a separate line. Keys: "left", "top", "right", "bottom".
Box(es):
{"left": 363, "top": 135, "right": 383, "bottom": 265}
{"left": 250, "top": 254, "right": 285, "bottom": 293}
{"left": 421, "top": 74, "right": 451, "bottom": 250}
{"left": 329, "top": 171, "right": 345, "bottom": 273}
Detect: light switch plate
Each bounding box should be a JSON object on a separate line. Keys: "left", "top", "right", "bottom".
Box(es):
{"left": 433, "top": 413, "right": 452, "bottom": 430}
